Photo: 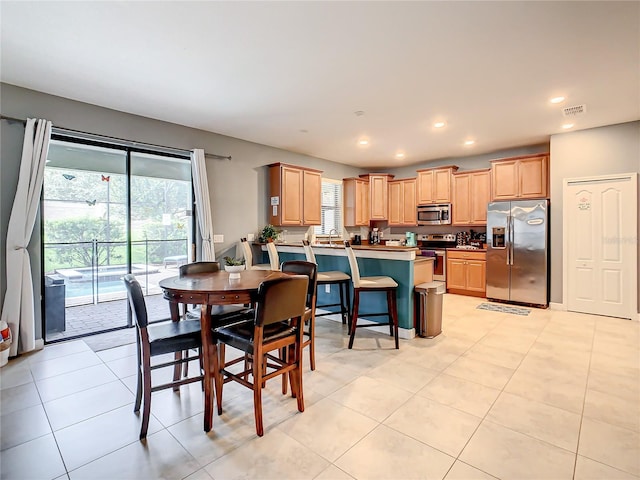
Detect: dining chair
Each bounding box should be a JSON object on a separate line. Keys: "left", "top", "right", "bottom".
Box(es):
{"left": 280, "top": 260, "right": 317, "bottom": 394}
{"left": 214, "top": 275, "right": 309, "bottom": 436}
{"left": 266, "top": 240, "right": 280, "bottom": 270}
{"left": 343, "top": 241, "right": 399, "bottom": 349}
{"left": 302, "top": 240, "right": 351, "bottom": 326}
{"left": 123, "top": 274, "right": 203, "bottom": 439}
{"left": 240, "top": 238, "right": 270, "bottom": 270}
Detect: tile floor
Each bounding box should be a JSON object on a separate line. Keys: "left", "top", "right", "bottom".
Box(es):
{"left": 1, "top": 294, "right": 639, "bottom": 480}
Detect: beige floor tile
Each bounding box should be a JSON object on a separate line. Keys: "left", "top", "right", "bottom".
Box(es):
{"left": 398, "top": 343, "right": 464, "bottom": 372}
{"left": 588, "top": 366, "right": 640, "bottom": 402}
{"left": 579, "top": 417, "right": 640, "bottom": 476}
{"left": 444, "top": 461, "right": 498, "bottom": 480}
{"left": 460, "top": 421, "right": 576, "bottom": 480}
{"left": 462, "top": 343, "right": 525, "bottom": 369}
{"left": 30, "top": 350, "right": 102, "bottom": 380}
{"left": 35, "top": 363, "right": 118, "bottom": 403}
{"left": 54, "top": 404, "right": 163, "bottom": 470}
{"left": 574, "top": 455, "right": 639, "bottom": 480}
{"left": 335, "top": 424, "right": 455, "bottom": 480}
{"left": 184, "top": 468, "right": 215, "bottom": 480}
{"left": 443, "top": 356, "right": 515, "bottom": 390}
{"left": 325, "top": 348, "right": 390, "bottom": 373}
{"left": 26, "top": 340, "right": 91, "bottom": 365}
{"left": 67, "top": 429, "right": 201, "bottom": 479}
{"left": 0, "top": 362, "right": 33, "bottom": 390}
{"left": 303, "top": 357, "right": 362, "bottom": 396}
{"left": 479, "top": 331, "right": 537, "bottom": 354}
{"left": 314, "top": 465, "right": 354, "bottom": 480}
{"left": 44, "top": 380, "right": 134, "bottom": 431}
{"left": 384, "top": 396, "right": 481, "bottom": 457}
{"left": 103, "top": 354, "right": 138, "bottom": 378}
{"left": 416, "top": 373, "right": 501, "bottom": 418}
{"left": 329, "top": 376, "right": 413, "bottom": 422}
{"left": 504, "top": 368, "right": 587, "bottom": 414}
{"left": 95, "top": 342, "right": 138, "bottom": 362}
{"left": 365, "top": 357, "right": 440, "bottom": 393}
{"left": 0, "top": 381, "right": 41, "bottom": 415}
{"left": 0, "top": 403, "right": 51, "bottom": 450}
{"left": 168, "top": 412, "right": 257, "bottom": 466}
{"left": 0, "top": 434, "right": 66, "bottom": 480}
{"left": 205, "top": 428, "right": 329, "bottom": 480}
{"left": 277, "top": 397, "right": 377, "bottom": 462}
{"left": 145, "top": 380, "right": 206, "bottom": 428}
{"left": 486, "top": 392, "right": 582, "bottom": 452}
{"left": 583, "top": 388, "right": 640, "bottom": 432}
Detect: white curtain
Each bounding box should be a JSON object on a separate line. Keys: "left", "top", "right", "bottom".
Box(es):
{"left": 1, "top": 118, "right": 52, "bottom": 356}
{"left": 190, "top": 149, "right": 215, "bottom": 261}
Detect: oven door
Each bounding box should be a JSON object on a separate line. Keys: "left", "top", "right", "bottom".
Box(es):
{"left": 422, "top": 249, "right": 446, "bottom": 281}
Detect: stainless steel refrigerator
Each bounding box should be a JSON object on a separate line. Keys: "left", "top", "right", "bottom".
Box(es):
{"left": 486, "top": 199, "right": 549, "bottom": 306}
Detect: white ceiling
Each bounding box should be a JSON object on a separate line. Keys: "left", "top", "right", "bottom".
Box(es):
{"left": 1, "top": 1, "right": 638, "bottom": 168}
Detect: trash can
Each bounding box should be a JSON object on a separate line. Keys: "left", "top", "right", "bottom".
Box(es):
{"left": 45, "top": 275, "right": 66, "bottom": 334}
{"left": 414, "top": 281, "right": 444, "bottom": 338}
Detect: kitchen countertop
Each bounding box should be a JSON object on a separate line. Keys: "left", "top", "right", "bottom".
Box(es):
{"left": 446, "top": 247, "right": 487, "bottom": 253}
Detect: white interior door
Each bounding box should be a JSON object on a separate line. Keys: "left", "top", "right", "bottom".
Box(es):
{"left": 564, "top": 173, "right": 637, "bottom": 319}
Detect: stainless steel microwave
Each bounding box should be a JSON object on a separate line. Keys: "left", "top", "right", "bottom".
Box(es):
{"left": 417, "top": 204, "right": 451, "bottom": 225}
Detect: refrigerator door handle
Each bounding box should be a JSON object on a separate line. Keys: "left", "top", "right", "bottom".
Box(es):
{"left": 509, "top": 215, "right": 515, "bottom": 266}
{"left": 505, "top": 215, "right": 511, "bottom": 265}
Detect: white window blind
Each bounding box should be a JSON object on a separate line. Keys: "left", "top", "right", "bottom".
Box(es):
{"left": 315, "top": 179, "right": 343, "bottom": 235}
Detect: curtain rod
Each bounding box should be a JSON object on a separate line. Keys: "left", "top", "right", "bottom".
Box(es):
{"left": 1, "top": 115, "right": 232, "bottom": 160}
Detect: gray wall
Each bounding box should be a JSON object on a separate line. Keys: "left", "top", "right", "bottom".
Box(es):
{"left": 549, "top": 121, "right": 640, "bottom": 308}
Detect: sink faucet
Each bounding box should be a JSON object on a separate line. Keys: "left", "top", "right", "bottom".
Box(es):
{"left": 328, "top": 229, "right": 338, "bottom": 246}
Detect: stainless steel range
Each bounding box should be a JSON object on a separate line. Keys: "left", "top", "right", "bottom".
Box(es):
{"left": 418, "top": 234, "right": 457, "bottom": 281}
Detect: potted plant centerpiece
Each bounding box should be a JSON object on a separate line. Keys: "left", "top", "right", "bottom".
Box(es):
{"left": 223, "top": 256, "right": 245, "bottom": 279}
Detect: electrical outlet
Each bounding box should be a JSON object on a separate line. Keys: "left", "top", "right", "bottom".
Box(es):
{"left": 213, "top": 234, "right": 224, "bottom": 243}
{"left": 247, "top": 233, "right": 255, "bottom": 241}
{"left": 325, "top": 284, "right": 331, "bottom": 293}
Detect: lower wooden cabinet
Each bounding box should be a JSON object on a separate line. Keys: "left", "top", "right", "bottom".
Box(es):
{"left": 446, "top": 250, "right": 486, "bottom": 297}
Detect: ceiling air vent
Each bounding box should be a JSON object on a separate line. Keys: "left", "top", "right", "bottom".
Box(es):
{"left": 562, "top": 104, "right": 587, "bottom": 117}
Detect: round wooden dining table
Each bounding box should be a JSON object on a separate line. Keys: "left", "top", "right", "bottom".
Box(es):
{"left": 159, "top": 269, "right": 288, "bottom": 432}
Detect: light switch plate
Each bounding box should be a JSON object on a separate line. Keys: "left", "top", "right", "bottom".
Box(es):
{"left": 213, "top": 234, "right": 224, "bottom": 243}
{"left": 247, "top": 233, "right": 255, "bottom": 241}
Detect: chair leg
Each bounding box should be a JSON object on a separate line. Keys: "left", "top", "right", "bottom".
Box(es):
{"left": 140, "top": 356, "right": 152, "bottom": 440}
{"left": 134, "top": 334, "right": 142, "bottom": 413}
{"left": 345, "top": 283, "right": 352, "bottom": 330}
{"left": 216, "top": 344, "right": 225, "bottom": 415}
{"left": 387, "top": 290, "right": 394, "bottom": 337}
{"left": 253, "top": 342, "right": 265, "bottom": 437}
{"left": 309, "top": 315, "right": 316, "bottom": 371}
{"left": 391, "top": 289, "right": 399, "bottom": 349}
{"left": 338, "top": 281, "right": 346, "bottom": 325}
{"left": 348, "top": 290, "right": 360, "bottom": 349}
{"left": 173, "top": 351, "right": 182, "bottom": 391}
{"left": 293, "top": 323, "right": 305, "bottom": 412}
{"left": 281, "top": 347, "right": 289, "bottom": 395}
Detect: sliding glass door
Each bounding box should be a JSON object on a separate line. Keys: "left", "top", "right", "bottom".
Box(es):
{"left": 42, "top": 136, "right": 192, "bottom": 342}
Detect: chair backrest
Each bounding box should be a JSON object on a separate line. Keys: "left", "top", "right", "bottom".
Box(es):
{"left": 123, "top": 274, "right": 149, "bottom": 329}
{"left": 266, "top": 241, "right": 280, "bottom": 270}
{"left": 302, "top": 240, "right": 317, "bottom": 264}
{"left": 254, "top": 276, "right": 308, "bottom": 327}
{"left": 179, "top": 261, "right": 220, "bottom": 276}
{"left": 240, "top": 238, "right": 253, "bottom": 268}
{"left": 281, "top": 260, "right": 318, "bottom": 309}
{"left": 343, "top": 241, "right": 362, "bottom": 288}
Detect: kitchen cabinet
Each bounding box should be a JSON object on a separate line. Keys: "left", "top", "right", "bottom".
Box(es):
{"left": 359, "top": 173, "right": 394, "bottom": 220}
{"left": 388, "top": 178, "right": 417, "bottom": 226}
{"left": 343, "top": 177, "right": 370, "bottom": 226}
{"left": 446, "top": 250, "right": 486, "bottom": 297}
{"left": 416, "top": 166, "right": 458, "bottom": 204}
{"left": 269, "top": 163, "right": 322, "bottom": 226}
{"left": 452, "top": 169, "right": 491, "bottom": 225}
{"left": 491, "top": 154, "right": 549, "bottom": 200}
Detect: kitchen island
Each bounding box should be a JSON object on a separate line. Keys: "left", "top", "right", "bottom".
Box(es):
{"left": 260, "top": 243, "right": 434, "bottom": 337}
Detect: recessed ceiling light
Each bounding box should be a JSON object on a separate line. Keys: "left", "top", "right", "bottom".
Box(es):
{"left": 434, "top": 121, "right": 446, "bottom": 128}
{"left": 358, "top": 138, "right": 370, "bottom": 146}
{"left": 562, "top": 123, "right": 574, "bottom": 129}
{"left": 464, "top": 140, "right": 475, "bottom": 146}
{"left": 395, "top": 152, "right": 405, "bottom": 159}
{"left": 299, "top": 129, "right": 308, "bottom": 133}
{"left": 550, "top": 96, "right": 565, "bottom": 104}
{"left": 354, "top": 111, "right": 365, "bottom": 117}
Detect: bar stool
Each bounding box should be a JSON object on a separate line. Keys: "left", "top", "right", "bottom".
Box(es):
{"left": 266, "top": 241, "right": 280, "bottom": 270}
{"left": 343, "top": 241, "right": 399, "bottom": 349}
{"left": 302, "top": 240, "right": 351, "bottom": 326}
{"left": 240, "top": 238, "right": 270, "bottom": 270}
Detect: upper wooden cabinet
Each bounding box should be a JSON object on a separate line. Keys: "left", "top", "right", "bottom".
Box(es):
{"left": 388, "top": 178, "right": 417, "bottom": 226}
{"left": 491, "top": 154, "right": 549, "bottom": 200}
{"left": 452, "top": 169, "right": 491, "bottom": 226}
{"left": 416, "top": 166, "right": 458, "bottom": 204}
{"left": 359, "top": 174, "right": 394, "bottom": 220}
{"left": 343, "top": 177, "right": 370, "bottom": 226}
{"left": 268, "top": 163, "right": 322, "bottom": 226}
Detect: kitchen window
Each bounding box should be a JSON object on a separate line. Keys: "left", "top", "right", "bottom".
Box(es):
{"left": 314, "top": 179, "right": 342, "bottom": 236}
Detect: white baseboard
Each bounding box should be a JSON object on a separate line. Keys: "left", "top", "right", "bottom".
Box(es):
{"left": 549, "top": 302, "right": 566, "bottom": 311}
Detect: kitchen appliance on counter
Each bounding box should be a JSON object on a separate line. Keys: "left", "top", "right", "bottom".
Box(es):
{"left": 352, "top": 234, "right": 362, "bottom": 245}
{"left": 417, "top": 204, "right": 451, "bottom": 225}
{"left": 487, "top": 199, "right": 549, "bottom": 307}
{"left": 405, "top": 232, "right": 417, "bottom": 247}
{"left": 419, "top": 233, "right": 457, "bottom": 281}
{"left": 369, "top": 228, "right": 380, "bottom": 245}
